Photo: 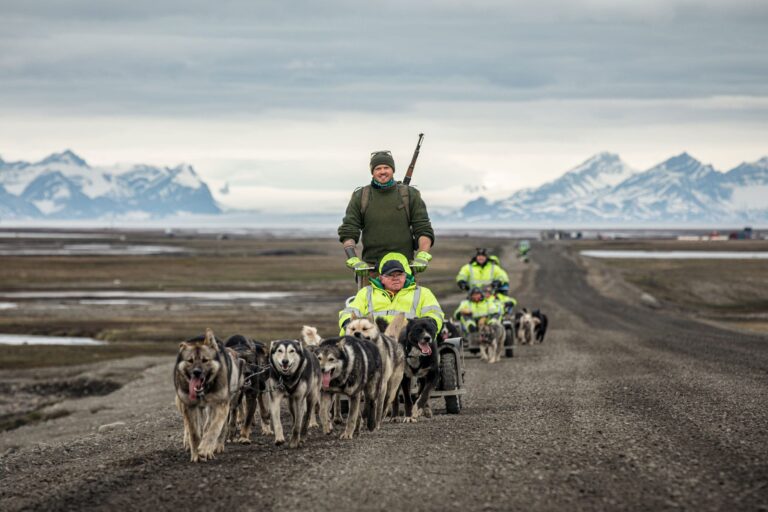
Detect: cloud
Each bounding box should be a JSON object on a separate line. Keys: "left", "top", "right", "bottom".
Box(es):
{"left": 1, "top": 1, "right": 767, "bottom": 118}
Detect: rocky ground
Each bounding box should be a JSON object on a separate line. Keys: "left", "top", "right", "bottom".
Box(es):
{"left": 1, "top": 242, "right": 767, "bottom": 511}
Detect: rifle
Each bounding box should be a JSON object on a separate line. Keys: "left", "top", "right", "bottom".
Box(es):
{"left": 402, "top": 133, "right": 424, "bottom": 186}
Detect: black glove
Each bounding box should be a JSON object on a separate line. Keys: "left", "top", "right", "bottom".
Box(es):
{"left": 491, "top": 280, "right": 501, "bottom": 290}
{"left": 457, "top": 280, "right": 469, "bottom": 291}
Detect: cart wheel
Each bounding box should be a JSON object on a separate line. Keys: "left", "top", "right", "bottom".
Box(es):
{"left": 504, "top": 327, "right": 515, "bottom": 358}
{"left": 441, "top": 352, "right": 461, "bottom": 414}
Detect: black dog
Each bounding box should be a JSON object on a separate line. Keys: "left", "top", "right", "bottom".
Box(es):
{"left": 440, "top": 320, "right": 461, "bottom": 342}
{"left": 396, "top": 318, "right": 439, "bottom": 422}
{"left": 224, "top": 335, "right": 272, "bottom": 442}
{"left": 532, "top": 309, "right": 548, "bottom": 343}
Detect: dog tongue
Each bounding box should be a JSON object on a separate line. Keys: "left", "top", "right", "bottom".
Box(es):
{"left": 321, "top": 371, "right": 332, "bottom": 390}
{"left": 418, "top": 341, "right": 432, "bottom": 355}
{"left": 188, "top": 377, "right": 203, "bottom": 401}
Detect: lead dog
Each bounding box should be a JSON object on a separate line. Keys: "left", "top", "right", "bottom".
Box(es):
{"left": 345, "top": 314, "right": 406, "bottom": 427}
{"left": 224, "top": 334, "right": 272, "bottom": 443}
{"left": 174, "top": 328, "right": 244, "bottom": 462}
{"left": 314, "top": 335, "right": 383, "bottom": 439}
{"left": 268, "top": 339, "right": 324, "bottom": 448}
{"left": 478, "top": 317, "right": 505, "bottom": 363}
{"left": 397, "top": 318, "right": 439, "bottom": 423}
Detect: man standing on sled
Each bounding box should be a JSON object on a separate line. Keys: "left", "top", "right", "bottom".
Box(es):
{"left": 338, "top": 149, "right": 435, "bottom": 276}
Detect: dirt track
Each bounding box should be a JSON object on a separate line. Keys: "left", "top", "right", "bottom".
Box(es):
{"left": 1, "top": 243, "right": 767, "bottom": 511}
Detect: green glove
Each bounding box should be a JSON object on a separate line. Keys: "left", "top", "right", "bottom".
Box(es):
{"left": 411, "top": 251, "right": 432, "bottom": 273}
{"left": 345, "top": 256, "right": 370, "bottom": 276}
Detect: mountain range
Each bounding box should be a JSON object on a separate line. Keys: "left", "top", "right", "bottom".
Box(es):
{"left": 0, "top": 150, "right": 219, "bottom": 219}
{"left": 458, "top": 152, "right": 768, "bottom": 223}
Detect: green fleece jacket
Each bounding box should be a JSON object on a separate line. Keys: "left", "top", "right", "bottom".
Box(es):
{"left": 337, "top": 183, "right": 435, "bottom": 265}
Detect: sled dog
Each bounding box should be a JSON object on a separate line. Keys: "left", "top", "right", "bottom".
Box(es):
{"left": 314, "top": 335, "right": 383, "bottom": 439}
{"left": 345, "top": 314, "right": 406, "bottom": 427}
{"left": 397, "top": 318, "right": 439, "bottom": 423}
{"left": 478, "top": 317, "right": 505, "bottom": 363}
{"left": 268, "top": 339, "right": 324, "bottom": 448}
{"left": 515, "top": 308, "right": 547, "bottom": 345}
{"left": 223, "top": 334, "right": 272, "bottom": 442}
{"left": 174, "top": 328, "right": 244, "bottom": 462}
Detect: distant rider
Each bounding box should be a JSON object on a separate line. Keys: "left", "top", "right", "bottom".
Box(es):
{"left": 338, "top": 150, "right": 435, "bottom": 276}
{"left": 453, "top": 287, "right": 503, "bottom": 334}
{"left": 339, "top": 252, "right": 444, "bottom": 334}
{"left": 455, "top": 248, "right": 517, "bottom": 313}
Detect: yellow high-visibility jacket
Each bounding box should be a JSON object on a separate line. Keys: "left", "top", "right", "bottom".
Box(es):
{"left": 339, "top": 252, "right": 444, "bottom": 333}
{"left": 455, "top": 259, "right": 509, "bottom": 288}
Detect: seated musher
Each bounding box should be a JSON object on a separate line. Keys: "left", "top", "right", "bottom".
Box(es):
{"left": 339, "top": 252, "right": 444, "bottom": 335}
{"left": 456, "top": 248, "right": 517, "bottom": 315}
{"left": 453, "top": 287, "right": 504, "bottom": 335}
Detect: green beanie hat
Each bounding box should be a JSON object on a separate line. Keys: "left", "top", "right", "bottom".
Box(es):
{"left": 370, "top": 151, "right": 395, "bottom": 173}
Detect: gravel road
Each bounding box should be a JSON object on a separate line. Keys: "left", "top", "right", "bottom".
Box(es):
{"left": 1, "top": 243, "right": 766, "bottom": 511}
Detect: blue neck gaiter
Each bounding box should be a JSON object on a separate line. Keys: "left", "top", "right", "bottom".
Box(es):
{"left": 371, "top": 178, "right": 396, "bottom": 190}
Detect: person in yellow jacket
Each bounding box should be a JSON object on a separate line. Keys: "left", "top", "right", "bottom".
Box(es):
{"left": 453, "top": 286, "right": 504, "bottom": 334}
{"left": 455, "top": 248, "right": 508, "bottom": 291}
{"left": 338, "top": 252, "right": 444, "bottom": 334}
{"left": 456, "top": 248, "right": 517, "bottom": 314}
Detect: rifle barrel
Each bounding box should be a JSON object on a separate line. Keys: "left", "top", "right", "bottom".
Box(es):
{"left": 402, "top": 133, "right": 424, "bottom": 186}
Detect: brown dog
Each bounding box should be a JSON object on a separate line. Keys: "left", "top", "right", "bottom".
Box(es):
{"left": 174, "top": 328, "right": 244, "bottom": 462}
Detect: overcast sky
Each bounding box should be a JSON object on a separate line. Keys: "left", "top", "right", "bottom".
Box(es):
{"left": 1, "top": 0, "right": 767, "bottom": 213}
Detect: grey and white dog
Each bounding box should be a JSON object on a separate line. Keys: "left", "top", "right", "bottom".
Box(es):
{"left": 478, "top": 318, "right": 505, "bottom": 363}
{"left": 345, "top": 314, "right": 406, "bottom": 427}
{"left": 314, "top": 335, "right": 383, "bottom": 439}
{"left": 514, "top": 308, "right": 547, "bottom": 345}
{"left": 268, "top": 339, "right": 325, "bottom": 448}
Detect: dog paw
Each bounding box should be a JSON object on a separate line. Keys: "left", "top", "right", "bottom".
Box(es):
{"left": 237, "top": 437, "right": 252, "bottom": 445}
{"left": 261, "top": 426, "right": 273, "bottom": 436}
{"left": 308, "top": 420, "right": 319, "bottom": 429}
{"left": 274, "top": 437, "right": 285, "bottom": 446}
{"left": 402, "top": 416, "right": 418, "bottom": 423}
{"left": 197, "top": 447, "right": 216, "bottom": 461}
{"left": 339, "top": 431, "right": 354, "bottom": 440}
{"left": 215, "top": 442, "right": 225, "bottom": 454}
{"left": 288, "top": 438, "right": 300, "bottom": 449}
{"left": 411, "top": 407, "right": 422, "bottom": 419}
{"left": 423, "top": 407, "right": 433, "bottom": 419}
{"left": 333, "top": 417, "right": 344, "bottom": 425}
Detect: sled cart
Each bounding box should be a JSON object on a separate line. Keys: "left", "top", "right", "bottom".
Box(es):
{"left": 429, "top": 335, "right": 466, "bottom": 414}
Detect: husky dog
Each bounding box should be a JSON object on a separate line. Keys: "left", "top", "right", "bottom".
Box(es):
{"left": 345, "top": 314, "right": 406, "bottom": 428}
{"left": 224, "top": 335, "right": 272, "bottom": 443}
{"left": 301, "top": 326, "right": 344, "bottom": 425}
{"left": 174, "top": 328, "right": 244, "bottom": 462}
{"left": 440, "top": 320, "right": 462, "bottom": 342}
{"left": 478, "top": 317, "right": 505, "bottom": 363}
{"left": 532, "top": 309, "right": 548, "bottom": 343}
{"left": 268, "top": 339, "right": 324, "bottom": 448}
{"left": 315, "top": 335, "right": 383, "bottom": 439}
{"left": 398, "top": 318, "right": 439, "bottom": 423}
{"left": 515, "top": 308, "right": 547, "bottom": 344}
{"left": 301, "top": 325, "right": 322, "bottom": 349}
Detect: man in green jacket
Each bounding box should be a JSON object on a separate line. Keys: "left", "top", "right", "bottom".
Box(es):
{"left": 338, "top": 150, "right": 435, "bottom": 274}
{"left": 339, "top": 252, "right": 444, "bottom": 334}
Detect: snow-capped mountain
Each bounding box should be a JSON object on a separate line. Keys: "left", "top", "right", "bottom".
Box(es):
{"left": 458, "top": 152, "right": 768, "bottom": 223}
{"left": 0, "top": 150, "right": 220, "bottom": 219}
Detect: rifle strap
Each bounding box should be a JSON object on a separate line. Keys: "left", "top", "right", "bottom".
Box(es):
{"left": 360, "top": 184, "right": 410, "bottom": 222}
